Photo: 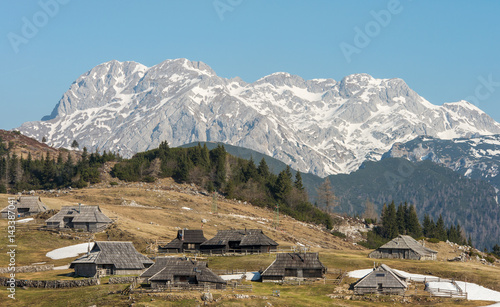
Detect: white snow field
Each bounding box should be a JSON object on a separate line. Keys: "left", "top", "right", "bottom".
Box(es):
{"left": 45, "top": 242, "right": 94, "bottom": 260}
{"left": 348, "top": 268, "right": 500, "bottom": 305}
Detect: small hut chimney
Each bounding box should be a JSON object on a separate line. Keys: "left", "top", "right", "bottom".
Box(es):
{"left": 87, "top": 240, "right": 91, "bottom": 256}
{"left": 181, "top": 229, "right": 185, "bottom": 241}
{"left": 78, "top": 203, "right": 82, "bottom": 214}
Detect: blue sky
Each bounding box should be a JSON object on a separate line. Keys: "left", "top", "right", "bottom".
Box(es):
{"left": 1, "top": 0, "right": 500, "bottom": 129}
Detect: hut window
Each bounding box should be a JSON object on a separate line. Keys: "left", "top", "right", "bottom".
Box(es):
{"left": 187, "top": 243, "right": 196, "bottom": 249}
{"left": 376, "top": 273, "right": 385, "bottom": 277}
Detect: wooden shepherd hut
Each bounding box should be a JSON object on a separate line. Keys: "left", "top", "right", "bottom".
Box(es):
{"left": 140, "top": 257, "right": 226, "bottom": 289}
{"left": 1, "top": 196, "right": 47, "bottom": 218}
{"left": 45, "top": 204, "right": 112, "bottom": 232}
{"left": 159, "top": 229, "right": 207, "bottom": 253}
{"left": 261, "top": 252, "right": 327, "bottom": 282}
{"left": 200, "top": 229, "right": 278, "bottom": 254}
{"left": 369, "top": 235, "right": 437, "bottom": 260}
{"left": 353, "top": 264, "right": 408, "bottom": 295}
{"left": 70, "top": 241, "right": 153, "bottom": 277}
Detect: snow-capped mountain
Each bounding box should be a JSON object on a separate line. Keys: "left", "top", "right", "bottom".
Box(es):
{"left": 17, "top": 59, "right": 500, "bottom": 177}
{"left": 384, "top": 135, "right": 500, "bottom": 192}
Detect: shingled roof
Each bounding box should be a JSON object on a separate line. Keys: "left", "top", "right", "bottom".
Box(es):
{"left": 261, "top": 253, "right": 326, "bottom": 277}
{"left": 201, "top": 229, "right": 278, "bottom": 247}
{"left": 140, "top": 257, "right": 225, "bottom": 284}
{"left": 162, "top": 230, "right": 207, "bottom": 249}
{"left": 46, "top": 205, "right": 112, "bottom": 223}
{"left": 376, "top": 235, "right": 437, "bottom": 257}
{"left": 70, "top": 241, "right": 153, "bottom": 269}
{"left": 1, "top": 196, "right": 47, "bottom": 214}
{"left": 353, "top": 264, "right": 407, "bottom": 290}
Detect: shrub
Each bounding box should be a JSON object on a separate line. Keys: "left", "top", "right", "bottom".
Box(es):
{"left": 142, "top": 176, "right": 156, "bottom": 183}
{"left": 427, "top": 238, "right": 440, "bottom": 244}
{"left": 485, "top": 256, "right": 496, "bottom": 263}
{"left": 331, "top": 231, "right": 347, "bottom": 239}
{"left": 109, "top": 181, "right": 119, "bottom": 186}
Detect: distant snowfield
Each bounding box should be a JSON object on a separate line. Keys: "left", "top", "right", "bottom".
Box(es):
{"left": 348, "top": 268, "right": 500, "bottom": 304}
{"left": 220, "top": 271, "right": 260, "bottom": 281}
{"left": 46, "top": 242, "right": 94, "bottom": 260}
{"left": 17, "top": 217, "right": 34, "bottom": 223}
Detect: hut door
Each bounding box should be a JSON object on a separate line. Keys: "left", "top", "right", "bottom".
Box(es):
{"left": 377, "top": 283, "right": 383, "bottom": 292}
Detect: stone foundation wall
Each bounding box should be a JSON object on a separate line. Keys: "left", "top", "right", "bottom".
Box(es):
{"left": 0, "top": 264, "right": 54, "bottom": 274}
{"left": 0, "top": 277, "right": 100, "bottom": 288}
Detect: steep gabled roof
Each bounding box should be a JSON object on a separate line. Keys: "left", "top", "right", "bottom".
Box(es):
{"left": 376, "top": 235, "right": 437, "bottom": 257}
{"left": 354, "top": 264, "right": 407, "bottom": 289}
{"left": 1, "top": 196, "right": 47, "bottom": 214}
{"left": 46, "top": 205, "right": 112, "bottom": 224}
{"left": 201, "top": 229, "right": 278, "bottom": 247}
{"left": 141, "top": 257, "right": 225, "bottom": 284}
{"left": 70, "top": 241, "right": 153, "bottom": 269}
{"left": 162, "top": 230, "right": 207, "bottom": 249}
{"left": 261, "top": 253, "right": 326, "bottom": 277}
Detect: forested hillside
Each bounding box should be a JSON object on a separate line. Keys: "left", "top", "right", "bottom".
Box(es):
{"left": 111, "top": 142, "right": 332, "bottom": 228}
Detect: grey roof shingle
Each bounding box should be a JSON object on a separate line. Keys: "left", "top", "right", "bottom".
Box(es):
{"left": 1, "top": 196, "right": 47, "bottom": 214}
{"left": 376, "top": 235, "right": 437, "bottom": 256}
{"left": 141, "top": 257, "right": 225, "bottom": 284}
{"left": 162, "top": 230, "right": 207, "bottom": 249}
{"left": 70, "top": 241, "right": 153, "bottom": 269}
{"left": 201, "top": 229, "right": 278, "bottom": 247}
{"left": 46, "top": 205, "right": 112, "bottom": 224}
{"left": 354, "top": 264, "right": 407, "bottom": 289}
{"left": 261, "top": 253, "right": 326, "bottom": 277}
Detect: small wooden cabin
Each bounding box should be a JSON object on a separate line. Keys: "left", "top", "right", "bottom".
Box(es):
{"left": 369, "top": 235, "right": 437, "bottom": 260}
{"left": 45, "top": 204, "right": 112, "bottom": 232}
{"left": 200, "top": 229, "right": 278, "bottom": 254}
{"left": 140, "top": 257, "right": 226, "bottom": 289}
{"left": 159, "top": 230, "right": 207, "bottom": 253}
{"left": 70, "top": 241, "right": 153, "bottom": 277}
{"left": 353, "top": 264, "right": 407, "bottom": 295}
{"left": 261, "top": 253, "right": 327, "bottom": 282}
{"left": 1, "top": 196, "right": 47, "bottom": 218}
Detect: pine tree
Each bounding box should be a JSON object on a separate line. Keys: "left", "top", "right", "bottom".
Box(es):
{"left": 294, "top": 171, "right": 304, "bottom": 191}
{"left": 42, "top": 136, "right": 47, "bottom": 143}
{"left": 275, "top": 167, "right": 293, "bottom": 202}
{"left": 257, "top": 158, "right": 270, "bottom": 180}
{"left": 468, "top": 235, "right": 473, "bottom": 247}
{"left": 71, "top": 140, "right": 79, "bottom": 149}
{"left": 435, "top": 215, "right": 447, "bottom": 241}
{"left": 423, "top": 214, "right": 434, "bottom": 237}
{"left": 396, "top": 204, "right": 406, "bottom": 234}
{"left": 382, "top": 201, "right": 398, "bottom": 239}
{"left": 407, "top": 205, "right": 422, "bottom": 238}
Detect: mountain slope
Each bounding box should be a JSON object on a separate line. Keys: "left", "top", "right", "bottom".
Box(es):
{"left": 384, "top": 135, "right": 500, "bottom": 193}
{"left": 17, "top": 58, "right": 500, "bottom": 176}
{"left": 327, "top": 158, "right": 500, "bottom": 250}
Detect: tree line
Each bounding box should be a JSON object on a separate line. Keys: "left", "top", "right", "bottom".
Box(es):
{"left": 0, "top": 139, "right": 118, "bottom": 192}
{"left": 112, "top": 142, "right": 333, "bottom": 228}
{"left": 361, "top": 201, "right": 469, "bottom": 249}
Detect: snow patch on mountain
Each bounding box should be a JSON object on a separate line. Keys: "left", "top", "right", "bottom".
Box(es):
{"left": 18, "top": 59, "right": 500, "bottom": 177}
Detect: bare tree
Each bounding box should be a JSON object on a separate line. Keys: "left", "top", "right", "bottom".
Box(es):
{"left": 316, "top": 177, "right": 337, "bottom": 213}
{"left": 362, "top": 199, "right": 378, "bottom": 222}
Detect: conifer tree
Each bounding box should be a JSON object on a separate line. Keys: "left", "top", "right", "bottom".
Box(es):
{"left": 396, "top": 203, "right": 406, "bottom": 234}
{"left": 382, "top": 201, "right": 398, "bottom": 239}
{"left": 407, "top": 204, "right": 422, "bottom": 238}
{"left": 294, "top": 171, "right": 304, "bottom": 191}
{"left": 435, "top": 215, "right": 447, "bottom": 241}
{"left": 257, "top": 158, "right": 270, "bottom": 180}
